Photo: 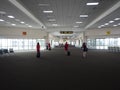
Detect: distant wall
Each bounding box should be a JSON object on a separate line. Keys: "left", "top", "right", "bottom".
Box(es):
{"left": 0, "top": 27, "right": 47, "bottom": 39}
{"left": 85, "top": 27, "right": 120, "bottom": 38}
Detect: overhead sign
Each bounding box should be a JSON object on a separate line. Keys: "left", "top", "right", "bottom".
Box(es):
{"left": 106, "top": 31, "right": 111, "bottom": 35}
{"left": 60, "top": 31, "right": 73, "bottom": 34}
{"left": 22, "top": 32, "right": 27, "bottom": 35}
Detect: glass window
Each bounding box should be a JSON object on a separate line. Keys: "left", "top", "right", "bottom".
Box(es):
{"left": 24, "top": 39, "right": 28, "bottom": 50}
{"left": 12, "top": 39, "right": 18, "bottom": 50}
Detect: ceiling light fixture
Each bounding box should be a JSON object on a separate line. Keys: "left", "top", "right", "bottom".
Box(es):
{"left": 76, "top": 22, "right": 82, "bottom": 23}
{"left": 11, "top": 24, "right": 16, "bottom": 26}
{"left": 38, "top": 4, "right": 50, "bottom": 6}
{"left": 86, "top": 2, "right": 99, "bottom": 5}
{"left": 43, "top": 10, "right": 53, "bottom": 13}
{"left": 113, "top": 25, "right": 117, "bottom": 27}
{"left": 28, "top": 25, "right": 32, "bottom": 27}
{"left": 114, "top": 18, "right": 120, "bottom": 20}
{"left": 0, "top": 19, "right": 4, "bottom": 21}
{"left": 101, "top": 25, "right": 105, "bottom": 27}
{"left": 8, "top": 15, "right": 15, "bottom": 18}
{"left": 109, "top": 21, "right": 114, "bottom": 23}
{"left": 52, "top": 24, "right": 58, "bottom": 26}
{"left": 0, "top": 11, "right": 6, "bottom": 14}
{"left": 80, "top": 15, "right": 88, "bottom": 17}
{"left": 104, "top": 23, "right": 109, "bottom": 25}
{"left": 20, "top": 21, "right": 25, "bottom": 24}
{"left": 48, "top": 19, "right": 56, "bottom": 21}
{"left": 74, "top": 26, "right": 79, "bottom": 28}
{"left": 98, "top": 26, "right": 101, "bottom": 28}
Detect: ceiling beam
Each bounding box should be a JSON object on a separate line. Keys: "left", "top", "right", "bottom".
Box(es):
{"left": 85, "top": 1, "right": 120, "bottom": 29}
{"left": 9, "top": 0, "right": 45, "bottom": 29}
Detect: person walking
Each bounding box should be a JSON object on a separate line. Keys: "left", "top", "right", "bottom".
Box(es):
{"left": 64, "top": 42, "right": 70, "bottom": 56}
{"left": 81, "top": 42, "right": 88, "bottom": 58}
{"left": 36, "top": 42, "right": 40, "bottom": 58}
{"left": 64, "top": 42, "right": 68, "bottom": 52}
{"left": 48, "top": 43, "right": 51, "bottom": 50}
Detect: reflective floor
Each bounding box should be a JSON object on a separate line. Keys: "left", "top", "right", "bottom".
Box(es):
{"left": 0, "top": 47, "right": 120, "bottom": 89}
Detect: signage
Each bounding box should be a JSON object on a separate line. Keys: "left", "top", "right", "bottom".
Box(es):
{"left": 60, "top": 31, "right": 73, "bottom": 34}
{"left": 106, "top": 31, "right": 111, "bottom": 35}
{"left": 22, "top": 32, "right": 27, "bottom": 35}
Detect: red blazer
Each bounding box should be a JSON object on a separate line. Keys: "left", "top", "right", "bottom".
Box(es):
{"left": 36, "top": 44, "right": 40, "bottom": 52}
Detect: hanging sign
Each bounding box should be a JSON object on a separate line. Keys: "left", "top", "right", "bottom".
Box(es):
{"left": 60, "top": 31, "right": 73, "bottom": 34}
{"left": 22, "top": 32, "right": 27, "bottom": 35}
{"left": 106, "top": 31, "right": 111, "bottom": 35}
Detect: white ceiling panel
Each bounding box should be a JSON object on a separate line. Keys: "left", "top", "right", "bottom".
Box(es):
{"left": 0, "top": 0, "right": 120, "bottom": 37}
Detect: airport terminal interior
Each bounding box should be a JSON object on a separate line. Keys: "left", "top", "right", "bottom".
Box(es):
{"left": 0, "top": 0, "right": 120, "bottom": 89}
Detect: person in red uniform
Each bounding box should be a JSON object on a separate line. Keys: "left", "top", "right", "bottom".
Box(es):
{"left": 48, "top": 43, "right": 51, "bottom": 50}
{"left": 64, "top": 42, "right": 68, "bottom": 51}
{"left": 36, "top": 42, "right": 40, "bottom": 57}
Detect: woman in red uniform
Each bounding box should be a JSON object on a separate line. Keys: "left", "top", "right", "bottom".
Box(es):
{"left": 64, "top": 42, "right": 68, "bottom": 51}
{"left": 36, "top": 42, "right": 40, "bottom": 57}
{"left": 48, "top": 43, "right": 51, "bottom": 50}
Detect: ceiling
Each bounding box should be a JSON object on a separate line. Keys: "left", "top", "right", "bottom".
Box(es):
{"left": 0, "top": 0, "right": 120, "bottom": 37}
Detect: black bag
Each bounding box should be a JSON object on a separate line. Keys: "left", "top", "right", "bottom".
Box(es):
{"left": 85, "top": 48, "right": 88, "bottom": 51}
{"left": 36, "top": 52, "right": 40, "bottom": 58}
{"left": 67, "top": 51, "right": 70, "bottom": 56}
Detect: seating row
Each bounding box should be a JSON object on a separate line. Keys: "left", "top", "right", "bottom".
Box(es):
{"left": 0, "top": 48, "right": 14, "bottom": 55}
{"left": 108, "top": 46, "right": 120, "bottom": 52}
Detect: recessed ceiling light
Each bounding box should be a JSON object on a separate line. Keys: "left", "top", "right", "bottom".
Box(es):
{"left": 80, "top": 15, "right": 88, "bottom": 17}
{"left": 74, "top": 26, "right": 79, "bottom": 28}
{"left": 43, "top": 10, "right": 53, "bottom": 13}
{"left": 20, "top": 21, "right": 25, "bottom": 24}
{"left": 52, "top": 24, "right": 58, "bottom": 26}
{"left": 26, "top": 24, "right": 29, "bottom": 26}
{"left": 98, "top": 26, "right": 101, "bottom": 28}
{"left": 11, "top": 24, "right": 16, "bottom": 26}
{"left": 76, "top": 22, "right": 82, "bottom": 23}
{"left": 101, "top": 25, "right": 105, "bottom": 27}
{"left": 38, "top": 4, "right": 49, "bottom": 6}
{"left": 114, "top": 18, "right": 120, "bottom": 20}
{"left": 48, "top": 19, "right": 56, "bottom": 21}
{"left": 0, "top": 19, "right": 4, "bottom": 21}
{"left": 113, "top": 25, "right": 117, "bottom": 27}
{"left": 8, "top": 15, "right": 15, "bottom": 18}
{"left": 28, "top": 25, "right": 32, "bottom": 27}
{"left": 109, "top": 21, "right": 114, "bottom": 23}
{"left": 0, "top": 11, "right": 6, "bottom": 14}
{"left": 104, "top": 23, "right": 109, "bottom": 25}
{"left": 86, "top": 2, "right": 99, "bottom": 5}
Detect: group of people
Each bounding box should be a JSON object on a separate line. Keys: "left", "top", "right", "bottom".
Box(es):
{"left": 64, "top": 42, "right": 88, "bottom": 58}
{"left": 36, "top": 42, "right": 88, "bottom": 58}
{"left": 36, "top": 42, "right": 51, "bottom": 58}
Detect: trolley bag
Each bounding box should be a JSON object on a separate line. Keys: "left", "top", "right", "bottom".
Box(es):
{"left": 36, "top": 52, "right": 40, "bottom": 58}
{"left": 67, "top": 51, "right": 70, "bottom": 56}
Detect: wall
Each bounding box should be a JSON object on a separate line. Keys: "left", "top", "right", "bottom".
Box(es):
{"left": 0, "top": 26, "right": 47, "bottom": 39}
{"left": 85, "top": 27, "right": 120, "bottom": 38}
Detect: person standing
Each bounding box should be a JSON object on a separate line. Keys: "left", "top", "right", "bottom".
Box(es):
{"left": 81, "top": 42, "right": 88, "bottom": 58}
{"left": 64, "top": 42, "right": 68, "bottom": 51}
{"left": 48, "top": 43, "right": 51, "bottom": 50}
{"left": 36, "top": 42, "right": 40, "bottom": 58}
